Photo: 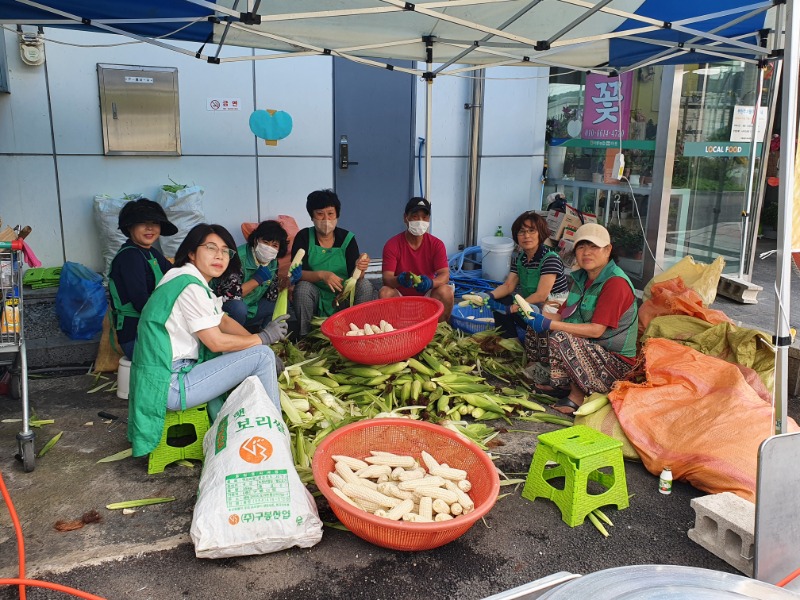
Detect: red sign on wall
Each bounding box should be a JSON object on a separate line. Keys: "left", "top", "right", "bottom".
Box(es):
{"left": 581, "top": 72, "right": 633, "bottom": 140}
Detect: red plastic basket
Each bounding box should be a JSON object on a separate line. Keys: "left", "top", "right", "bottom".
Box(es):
{"left": 320, "top": 297, "right": 443, "bottom": 365}
{"left": 312, "top": 419, "right": 500, "bottom": 551}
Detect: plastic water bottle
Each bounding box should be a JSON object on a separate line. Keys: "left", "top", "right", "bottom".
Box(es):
{"left": 495, "top": 226, "right": 504, "bottom": 237}
{"left": 658, "top": 467, "right": 673, "bottom": 495}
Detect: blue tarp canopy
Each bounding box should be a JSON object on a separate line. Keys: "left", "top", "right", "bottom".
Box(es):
{"left": 0, "top": 0, "right": 777, "bottom": 74}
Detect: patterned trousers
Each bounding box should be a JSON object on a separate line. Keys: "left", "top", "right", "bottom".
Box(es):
{"left": 547, "top": 330, "right": 633, "bottom": 395}
{"left": 293, "top": 278, "right": 376, "bottom": 336}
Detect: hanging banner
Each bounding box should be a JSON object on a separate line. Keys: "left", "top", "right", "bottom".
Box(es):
{"left": 581, "top": 72, "right": 633, "bottom": 140}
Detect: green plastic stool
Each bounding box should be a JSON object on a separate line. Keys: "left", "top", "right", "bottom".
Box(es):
{"left": 522, "top": 424, "right": 629, "bottom": 527}
{"left": 148, "top": 405, "right": 210, "bottom": 474}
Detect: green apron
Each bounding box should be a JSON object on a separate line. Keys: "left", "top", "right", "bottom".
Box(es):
{"left": 238, "top": 243, "right": 278, "bottom": 320}
{"left": 307, "top": 228, "right": 354, "bottom": 317}
{"left": 128, "top": 274, "right": 223, "bottom": 457}
{"left": 108, "top": 245, "right": 166, "bottom": 331}
{"left": 517, "top": 248, "right": 560, "bottom": 298}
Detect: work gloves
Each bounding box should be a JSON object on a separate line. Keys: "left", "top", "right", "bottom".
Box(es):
{"left": 524, "top": 312, "right": 552, "bottom": 334}
{"left": 252, "top": 265, "right": 273, "bottom": 285}
{"left": 397, "top": 272, "right": 414, "bottom": 288}
{"left": 290, "top": 264, "right": 302, "bottom": 285}
{"left": 414, "top": 275, "right": 433, "bottom": 294}
{"left": 473, "top": 291, "right": 491, "bottom": 305}
{"left": 258, "top": 314, "right": 289, "bottom": 345}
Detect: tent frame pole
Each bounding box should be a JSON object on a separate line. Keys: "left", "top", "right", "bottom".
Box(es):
{"left": 425, "top": 38, "right": 434, "bottom": 202}
{"left": 465, "top": 72, "right": 485, "bottom": 247}
{"left": 773, "top": 0, "right": 798, "bottom": 436}
{"left": 739, "top": 66, "right": 766, "bottom": 280}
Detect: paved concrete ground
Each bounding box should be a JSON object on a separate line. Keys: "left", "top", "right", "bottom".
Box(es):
{"left": 0, "top": 371, "right": 798, "bottom": 600}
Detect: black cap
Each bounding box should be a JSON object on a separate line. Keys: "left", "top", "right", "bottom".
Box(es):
{"left": 118, "top": 198, "right": 178, "bottom": 237}
{"left": 404, "top": 197, "right": 431, "bottom": 215}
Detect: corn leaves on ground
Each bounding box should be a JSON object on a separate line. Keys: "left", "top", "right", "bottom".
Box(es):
{"left": 274, "top": 321, "right": 563, "bottom": 484}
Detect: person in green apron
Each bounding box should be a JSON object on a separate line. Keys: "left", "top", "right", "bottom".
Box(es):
{"left": 291, "top": 189, "right": 373, "bottom": 336}
{"left": 521, "top": 223, "right": 639, "bottom": 415}
{"left": 128, "top": 223, "right": 285, "bottom": 457}
{"left": 212, "top": 220, "right": 301, "bottom": 331}
{"left": 108, "top": 198, "right": 177, "bottom": 360}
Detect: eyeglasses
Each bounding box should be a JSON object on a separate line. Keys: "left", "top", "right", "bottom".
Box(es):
{"left": 518, "top": 228, "right": 538, "bottom": 236}
{"left": 198, "top": 243, "right": 235, "bottom": 259}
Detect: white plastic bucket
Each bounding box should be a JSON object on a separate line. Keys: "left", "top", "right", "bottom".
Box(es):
{"left": 480, "top": 236, "right": 515, "bottom": 282}
{"left": 117, "top": 357, "right": 131, "bottom": 400}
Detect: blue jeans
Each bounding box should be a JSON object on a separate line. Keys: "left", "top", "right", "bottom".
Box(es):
{"left": 120, "top": 340, "right": 136, "bottom": 361}
{"left": 166, "top": 345, "right": 280, "bottom": 412}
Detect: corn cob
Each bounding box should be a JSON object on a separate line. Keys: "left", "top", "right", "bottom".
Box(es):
{"left": 445, "top": 480, "right": 474, "bottom": 511}
{"left": 435, "top": 513, "right": 454, "bottom": 522}
{"left": 588, "top": 511, "right": 610, "bottom": 537}
{"left": 432, "top": 498, "right": 451, "bottom": 515}
{"left": 419, "top": 496, "right": 433, "bottom": 521}
{"left": 430, "top": 464, "right": 467, "bottom": 481}
{"left": 364, "top": 453, "right": 416, "bottom": 469}
{"left": 355, "top": 464, "right": 392, "bottom": 479}
{"left": 385, "top": 498, "right": 415, "bottom": 521}
{"left": 412, "top": 487, "right": 459, "bottom": 503}
{"left": 341, "top": 483, "right": 401, "bottom": 508}
{"left": 398, "top": 476, "right": 446, "bottom": 490}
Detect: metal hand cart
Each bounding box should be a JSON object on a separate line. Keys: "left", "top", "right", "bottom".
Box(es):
{"left": 0, "top": 240, "right": 33, "bottom": 472}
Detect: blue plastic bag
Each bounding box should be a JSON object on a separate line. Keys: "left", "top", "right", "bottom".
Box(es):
{"left": 55, "top": 262, "right": 107, "bottom": 340}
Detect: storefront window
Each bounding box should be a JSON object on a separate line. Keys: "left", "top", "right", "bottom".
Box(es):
{"left": 543, "top": 67, "right": 661, "bottom": 281}
{"left": 666, "top": 62, "right": 772, "bottom": 272}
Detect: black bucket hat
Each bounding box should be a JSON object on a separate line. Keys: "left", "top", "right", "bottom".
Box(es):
{"left": 118, "top": 198, "right": 178, "bottom": 237}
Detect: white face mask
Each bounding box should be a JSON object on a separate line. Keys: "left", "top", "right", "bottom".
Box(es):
{"left": 407, "top": 220, "right": 430, "bottom": 236}
{"left": 254, "top": 242, "right": 278, "bottom": 265}
{"left": 314, "top": 218, "right": 337, "bottom": 236}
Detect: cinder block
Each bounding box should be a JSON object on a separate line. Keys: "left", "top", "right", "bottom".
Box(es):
{"left": 717, "top": 276, "right": 763, "bottom": 304}
{"left": 688, "top": 492, "right": 755, "bottom": 576}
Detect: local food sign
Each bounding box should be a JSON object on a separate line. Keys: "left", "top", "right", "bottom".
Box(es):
{"left": 581, "top": 72, "right": 633, "bottom": 140}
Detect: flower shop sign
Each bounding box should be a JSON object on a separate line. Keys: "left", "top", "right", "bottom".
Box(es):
{"left": 581, "top": 72, "right": 633, "bottom": 140}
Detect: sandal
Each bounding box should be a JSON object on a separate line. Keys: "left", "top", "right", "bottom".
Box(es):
{"left": 552, "top": 397, "right": 580, "bottom": 415}
{"left": 532, "top": 383, "right": 572, "bottom": 400}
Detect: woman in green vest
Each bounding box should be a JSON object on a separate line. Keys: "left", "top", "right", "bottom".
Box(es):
{"left": 128, "top": 223, "right": 286, "bottom": 457}
{"left": 523, "top": 223, "right": 639, "bottom": 415}
{"left": 291, "top": 189, "right": 374, "bottom": 337}
{"left": 476, "top": 211, "right": 570, "bottom": 384}
{"left": 108, "top": 198, "right": 176, "bottom": 359}
{"left": 213, "top": 220, "right": 302, "bottom": 331}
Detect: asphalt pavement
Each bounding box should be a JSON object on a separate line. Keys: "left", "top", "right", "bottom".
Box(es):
{"left": 0, "top": 369, "right": 797, "bottom": 600}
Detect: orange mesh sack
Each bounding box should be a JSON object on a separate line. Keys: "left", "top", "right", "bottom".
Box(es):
{"left": 241, "top": 215, "right": 301, "bottom": 278}
{"left": 638, "top": 277, "right": 731, "bottom": 334}
{"left": 609, "top": 337, "right": 799, "bottom": 502}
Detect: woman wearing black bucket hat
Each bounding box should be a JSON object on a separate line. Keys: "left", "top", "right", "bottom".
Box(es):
{"left": 108, "top": 198, "right": 177, "bottom": 360}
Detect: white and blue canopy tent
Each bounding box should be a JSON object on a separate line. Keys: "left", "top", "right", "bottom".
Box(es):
{"left": 2, "top": 0, "right": 798, "bottom": 581}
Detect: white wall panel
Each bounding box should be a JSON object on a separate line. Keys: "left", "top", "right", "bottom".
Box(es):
{"left": 253, "top": 54, "right": 333, "bottom": 157}
{"left": 257, "top": 156, "right": 333, "bottom": 229}
{"left": 0, "top": 31, "right": 52, "bottom": 155}
{"left": 482, "top": 67, "right": 547, "bottom": 156}
{"left": 0, "top": 155, "right": 62, "bottom": 264}
{"left": 415, "top": 72, "right": 471, "bottom": 158}
{"left": 428, "top": 157, "right": 469, "bottom": 254}
{"left": 477, "top": 156, "right": 543, "bottom": 241}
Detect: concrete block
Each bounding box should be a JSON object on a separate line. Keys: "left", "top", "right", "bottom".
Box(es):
{"left": 717, "top": 276, "right": 763, "bottom": 304}
{"left": 688, "top": 492, "right": 755, "bottom": 576}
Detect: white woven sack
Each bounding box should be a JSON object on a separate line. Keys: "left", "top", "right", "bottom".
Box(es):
{"left": 156, "top": 185, "right": 205, "bottom": 259}
{"left": 190, "top": 376, "right": 323, "bottom": 558}
{"left": 93, "top": 194, "right": 142, "bottom": 281}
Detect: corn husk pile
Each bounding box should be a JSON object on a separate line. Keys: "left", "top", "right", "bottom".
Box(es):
{"left": 275, "top": 321, "right": 569, "bottom": 484}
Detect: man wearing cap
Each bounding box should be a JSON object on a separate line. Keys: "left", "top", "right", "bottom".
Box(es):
{"left": 108, "top": 198, "right": 177, "bottom": 359}
{"left": 379, "top": 197, "right": 454, "bottom": 322}
{"left": 523, "top": 223, "right": 638, "bottom": 415}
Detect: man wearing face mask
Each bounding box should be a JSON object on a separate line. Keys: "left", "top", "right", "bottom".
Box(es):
{"left": 291, "top": 189, "right": 374, "bottom": 336}
{"left": 379, "top": 197, "right": 454, "bottom": 322}
{"left": 212, "top": 220, "right": 300, "bottom": 334}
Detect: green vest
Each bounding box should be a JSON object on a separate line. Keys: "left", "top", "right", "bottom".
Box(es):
{"left": 307, "top": 228, "right": 354, "bottom": 317}
{"left": 128, "top": 274, "right": 222, "bottom": 457}
{"left": 563, "top": 260, "right": 638, "bottom": 357}
{"left": 516, "top": 248, "right": 560, "bottom": 298}
{"left": 238, "top": 243, "right": 278, "bottom": 320}
{"left": 108, "top": 245, "right": 166, "bottom": 331}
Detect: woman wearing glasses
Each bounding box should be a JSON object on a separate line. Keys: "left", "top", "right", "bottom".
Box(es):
{"left": 479, "top": 211, "right": 569, "bottom": 381}
{"left": 523, "top": 223, "right": 638, "bottom": 415}
{"left": 127, "top": 223, "right": 285, "bottom": 458}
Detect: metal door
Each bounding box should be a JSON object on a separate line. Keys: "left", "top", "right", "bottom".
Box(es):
{"left": 333, "top": 58, "right": 415, "bottom": 258}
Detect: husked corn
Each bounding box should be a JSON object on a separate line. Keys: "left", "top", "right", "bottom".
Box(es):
{"left": 332, "top": 455, "right": 369, "bottom": 471}
{"left": 419, "top": 496, "right": 433, "bottom": 521}
{"left": 435, "top": 513, "right": 455, "bottom": 522}
{"left": 445, "top": 481, "right": 474, "bottom": 512}
{"left": 398, "top": 476, "right": 446, "bottom": 490}
{"left": 377, "top": 482, "right": 414, "bottom": 501}
{"left": 397, "top": 468, "right": 426, "bottom": 482}
{"left": 355, "top": 464, "right": 392, "bottom": 479}
{"left": 457, "top": 480, "right": 472, "bottom": 493}
{"left": 332, "top": 487, "right": 360, "bottom": 508}
{"left": 386, "top": 499, "right": 415, "bottom": 521}
{"left": 412, "top": 486, "right": 458, "bottom": 503}
{"left": 450, "top": 502, "right": 464, "bottom": 515}
{"left": 432, "top": 498, "right": 451, "bottom": 514}
{"left": 430, "top": 464, "right": 467, "bottom": 481}
{"left": 342, "top": 483, "right": 401, "bottom": 508}
{"left": 420, "top": 450, "right": 440, "bottom": 472}
{"left": 328, "top": 472, "right": 347, "bottom": 491}
{"left": 364, "top": 453, "right": 417, "bottom": 468}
